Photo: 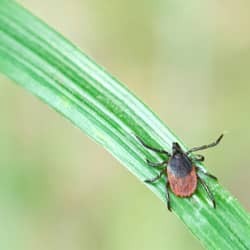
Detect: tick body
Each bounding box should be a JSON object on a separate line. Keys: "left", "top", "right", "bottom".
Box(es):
{"left": 136, "top": 134, "right": 224, "bottom": 211}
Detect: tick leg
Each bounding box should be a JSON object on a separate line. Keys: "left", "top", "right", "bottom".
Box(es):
{"left": 196, "top": 166, "right": 217, "bottom": 180}
{"left": 166, "top": 179, "right": 171, "bottom": 211}
{"left": 191, "top": 154, "right": 205, "bottom": 162}
{"left": 136, "top": 135, "right": 170, "bottom": 156}
{"left": 198, "top": 176, "right": 216, "bottom": 208}
{"left": 186, "top": 134, "right": 224, "bottom": 154}
{"left": 146, "top": 159, "right": 167, "bottom": 168}
{"left": 144, "top": 169, "right": 165, "bottom": 183}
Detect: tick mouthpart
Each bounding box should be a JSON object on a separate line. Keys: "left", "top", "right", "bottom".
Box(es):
{"left": 172, "top": 142, "right": 182, "bottom": 154}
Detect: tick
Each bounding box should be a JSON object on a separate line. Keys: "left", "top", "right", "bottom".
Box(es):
{"left": 136, "top": 134, "right": 224, "bottom": 211}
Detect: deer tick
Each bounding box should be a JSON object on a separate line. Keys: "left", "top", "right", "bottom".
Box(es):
{"left": 136, "top": 134, "right": 224, "bottom": 211}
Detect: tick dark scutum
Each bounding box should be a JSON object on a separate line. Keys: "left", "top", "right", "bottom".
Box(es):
{"left": 136, "top": 134, "right": 224, "bottom": 211}
{"left": 169, "top": 142, "right": 193, "bottom": 178}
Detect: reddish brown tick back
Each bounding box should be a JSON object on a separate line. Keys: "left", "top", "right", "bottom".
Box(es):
{"left": 136, "top": 134, "right": 224, "bottom": 211}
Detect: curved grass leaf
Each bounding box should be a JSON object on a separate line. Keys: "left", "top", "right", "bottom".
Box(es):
{"left": 0, "top": 1, "right": 249, "bottom": 249}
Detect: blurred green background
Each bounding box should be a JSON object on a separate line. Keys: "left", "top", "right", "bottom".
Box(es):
{"left": 0, "top": 0, "right": 250, "bottom": 249}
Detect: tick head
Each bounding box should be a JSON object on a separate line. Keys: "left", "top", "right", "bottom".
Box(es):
{"left": 172, "top": 142, "right": 183, "bottom": 155}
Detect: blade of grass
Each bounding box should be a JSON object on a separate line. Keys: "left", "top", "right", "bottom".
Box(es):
{"left": 0, "top": 1, "right": 249, "bottom": 249}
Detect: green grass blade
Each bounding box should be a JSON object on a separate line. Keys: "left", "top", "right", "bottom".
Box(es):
{"left": 0, "top": 1, "right": 249, "bottom": 249}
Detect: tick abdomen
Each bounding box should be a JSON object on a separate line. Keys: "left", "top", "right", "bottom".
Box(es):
{"left": 167, "top": 166, "right": 197, "bottom": 197}
{"left": 167, "top": 153, "right": 197, "bottom": 197}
